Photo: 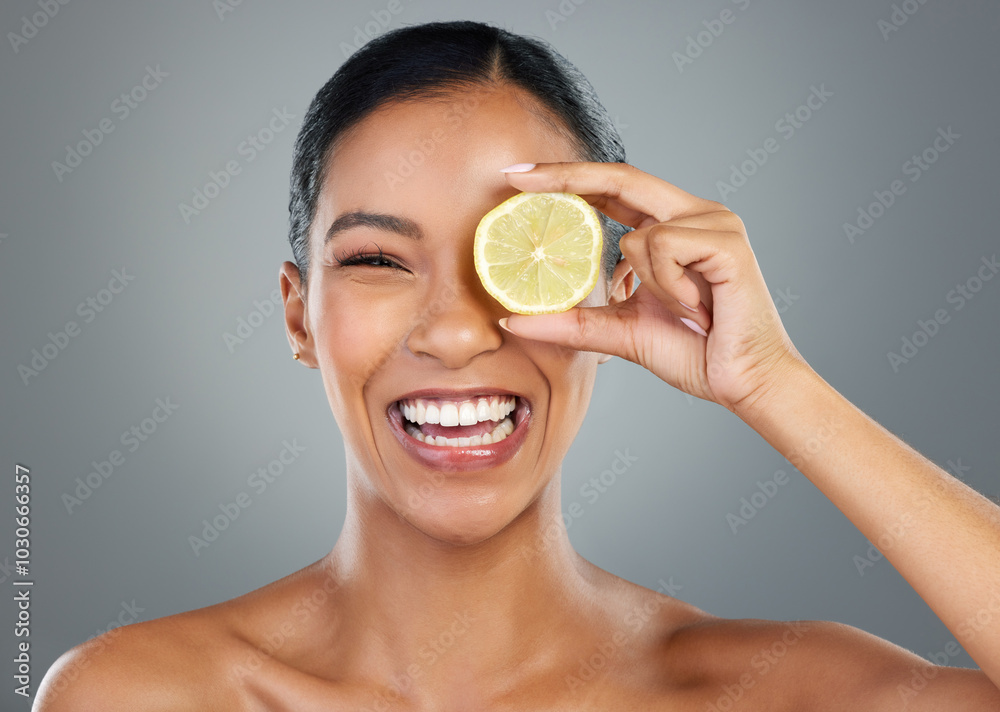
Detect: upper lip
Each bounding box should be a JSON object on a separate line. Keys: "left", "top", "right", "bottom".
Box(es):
{"left": 390, "top": 387, "right": 528, "bottom": 406}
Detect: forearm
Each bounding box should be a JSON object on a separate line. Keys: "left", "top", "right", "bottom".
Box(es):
{"left": 735, "top": 361, "right": 1000, "bottom": 687}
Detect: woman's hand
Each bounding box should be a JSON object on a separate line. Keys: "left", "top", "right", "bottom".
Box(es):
{"left": 499, "top": 161, "right": 810, "bottom": 413}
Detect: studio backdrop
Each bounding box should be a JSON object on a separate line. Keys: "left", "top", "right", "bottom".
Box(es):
{"left": 1, "top": 0, "right": 998, "bottom": 706}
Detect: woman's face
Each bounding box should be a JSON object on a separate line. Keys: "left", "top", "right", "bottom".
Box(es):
{"left": 283, "top": 85, "right": 619, "bottom": 545}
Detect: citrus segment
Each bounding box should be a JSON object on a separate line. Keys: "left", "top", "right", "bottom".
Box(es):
{"left": 474, "top": 192, "right": 603, "bottom": 315}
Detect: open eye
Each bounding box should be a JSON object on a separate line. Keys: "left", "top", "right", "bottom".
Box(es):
{"left": 334, "top": 243, "right": 405, "bottom": 270}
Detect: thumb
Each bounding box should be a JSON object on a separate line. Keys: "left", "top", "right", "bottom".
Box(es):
{"left": 500, "top": 304, "right": 633, "bottom": 359}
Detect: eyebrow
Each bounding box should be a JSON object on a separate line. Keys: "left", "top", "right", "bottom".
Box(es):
{"left": 324, "top": 211, "right": 423, "bottom": 245}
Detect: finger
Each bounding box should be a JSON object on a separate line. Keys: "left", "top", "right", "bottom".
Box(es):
{"left": 499, "top": 289, "right": 698, "bottom": 361}
{"left": 620, "top": 222, "right": 744, "bottom": 331}
{"left": 660, "top": 208, "right": 746, "bottom": 233}
{"left": 500, "top": 305, "right": 633, "bottom": 359}
{"left": 500, "top": 161, "right": 722, "bottom": 227}
{"left": 619, "top": 229, "right": 702, "bottom": 320}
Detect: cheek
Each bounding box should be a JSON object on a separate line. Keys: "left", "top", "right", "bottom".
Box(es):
{"left": 311, "top": 288, "right": 412, "bottom": 398}
{"left": 528, "top": 339, "right": 600, "bottom": 415}
{"left": 563, "top": 352, "right": 599, "bottom": 410}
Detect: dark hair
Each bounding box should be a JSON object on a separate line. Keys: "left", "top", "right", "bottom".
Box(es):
{"left": 288, "top": 19, "right": 629, "bottom": 292}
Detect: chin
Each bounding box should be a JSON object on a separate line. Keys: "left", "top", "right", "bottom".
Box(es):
{"left": 397, "top": 493, "right": 524, "bottom": 548}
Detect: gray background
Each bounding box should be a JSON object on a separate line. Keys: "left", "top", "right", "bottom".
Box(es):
{"left": 2, "top": 0, "right": 999, "bottom": 705}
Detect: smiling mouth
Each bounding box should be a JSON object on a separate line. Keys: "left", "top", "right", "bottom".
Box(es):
{"left": 394, "top": 394, "right": 520, "bottom": 447}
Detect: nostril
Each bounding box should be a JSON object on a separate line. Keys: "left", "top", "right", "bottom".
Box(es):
{"left": 404, "top": 294, "right": 504, "bottom": 367}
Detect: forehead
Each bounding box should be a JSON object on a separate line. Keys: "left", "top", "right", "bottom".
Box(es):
{"left": 311, "top": 86, "right": 581, "bottom": 248}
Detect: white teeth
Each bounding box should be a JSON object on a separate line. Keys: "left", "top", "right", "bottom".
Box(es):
{"left": 439, "top": 403, "right": 460, "bottom": 427}
{"left": 403, "top": 417, "right": 514, "bottom": 447}
{"left": 459, "top": 402, "right": 478, "bottom": 426}
{"left": 399, "top": 395, "right": 518, "bottom": 427}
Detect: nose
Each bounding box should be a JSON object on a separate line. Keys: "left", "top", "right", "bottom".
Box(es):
{"left": 405, "top": 272, "right": 504, "bottom": 369}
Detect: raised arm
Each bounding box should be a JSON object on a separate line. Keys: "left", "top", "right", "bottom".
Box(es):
{"left": 496, "top": 160, "right": 1000, "bottom": 706}
{"left": 734, "top": 356, "right": 1000, "bottom": 694}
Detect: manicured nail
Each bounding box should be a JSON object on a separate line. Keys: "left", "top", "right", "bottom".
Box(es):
{"left": 499, "top": 163, "right": 536, "bottom": 173}
{"left": 678, "top": 301, "right": 699, "bottom": 313}
{"left": 680, "top": 317, "right": 708, "bottom": 337}
{"left": 498, "top": 317, "right": 512, "bottom": 332}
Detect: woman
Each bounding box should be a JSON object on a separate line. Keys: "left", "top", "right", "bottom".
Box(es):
{"left": 36, "top": 19, "right": 1000, "bottom": 711}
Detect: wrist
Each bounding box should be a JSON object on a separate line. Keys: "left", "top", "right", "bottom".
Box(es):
{"left": 730, "top": 355, "right": 825, "bottom": 428}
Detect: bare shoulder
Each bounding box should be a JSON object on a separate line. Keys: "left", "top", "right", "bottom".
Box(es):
{"left": 664, "top": 616, "right": 1000, "bottom": 711}
{"left": 33, "top": 562, "right": 332, "bottom": 712}
{"left": 33, "top": 608, "right": 252, "bottom": 712}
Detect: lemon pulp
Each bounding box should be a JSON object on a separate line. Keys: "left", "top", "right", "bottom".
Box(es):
{"left": 474, "top": 192, "right": 603, "bottom": 315}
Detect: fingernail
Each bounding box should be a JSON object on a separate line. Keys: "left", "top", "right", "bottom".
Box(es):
{"left": 498, "top": 317, "right": 512, "bottom": 332}
{"left": 499, "top": 163, "right": 536, "bottom": 173}
{"left": 678, "top": 301, "right": 699, "bottom": 313}
{"left": 680, "top": 317, "right": 708, "bottom": 337}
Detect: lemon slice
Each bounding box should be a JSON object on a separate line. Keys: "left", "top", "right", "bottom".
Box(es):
{"left": 474, "top": 192, "right": 603, "bottom": 315}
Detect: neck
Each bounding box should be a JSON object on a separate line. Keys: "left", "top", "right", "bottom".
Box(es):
{"left": 321, "top": 467, "right": 600, "bottom": 703}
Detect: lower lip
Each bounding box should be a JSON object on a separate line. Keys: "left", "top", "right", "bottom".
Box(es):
{"left": 386, "top": 399, "right": 531, "bottom": 472}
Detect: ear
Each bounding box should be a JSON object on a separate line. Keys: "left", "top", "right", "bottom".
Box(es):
{"left": 279, "top": 261, "right": 317, "bottom": 368}
{"left": 607, "top": 256, "right": 636, "bottom": 306}
{"left": 597, "top": 257, "right": 635, "bottom": 365}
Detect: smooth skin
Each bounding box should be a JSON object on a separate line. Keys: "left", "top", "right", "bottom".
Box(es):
{"left": 34, "top": 85, "right": 1000, "bottom": 711}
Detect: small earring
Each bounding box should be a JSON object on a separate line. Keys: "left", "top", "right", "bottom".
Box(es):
{"left": 292, "top": 352, "right": 300, "bottom": 360}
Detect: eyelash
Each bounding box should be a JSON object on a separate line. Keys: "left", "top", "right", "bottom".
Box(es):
{"left": 333, "top": 243, "right": 404, "bottom": 270}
